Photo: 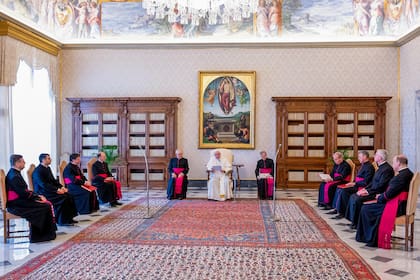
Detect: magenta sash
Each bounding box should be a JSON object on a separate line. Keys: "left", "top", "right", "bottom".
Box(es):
{"left": 39, "top": 199, "right": 56, "bottom": 223}
{"left": 260, "top": 168, "right": 274, "bottom": 197}
{"left": 98, "top": 173, "right": 122, "bottom": 199}
{"left": 377, "top": 191, "right": 408, "bottom": 249}
{"left": 323, "top": 172, "right": 340, "bottom": 204}
{"left": 173, "top": 168, "right": 185, "bottom": 195}
{"left": 355, "top": 176, "right": 364, "bottom": 191}
{"left": 7, "top": 190, "right": 19, "bottom": 201}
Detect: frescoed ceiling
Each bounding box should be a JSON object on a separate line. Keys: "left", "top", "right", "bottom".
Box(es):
{"left": 0, "top": 0, "right": 419, "bottom": 44}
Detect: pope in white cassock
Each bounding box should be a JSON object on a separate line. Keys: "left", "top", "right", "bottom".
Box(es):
{"left": 207, "top": 150, "right": 233, "bottom": 201}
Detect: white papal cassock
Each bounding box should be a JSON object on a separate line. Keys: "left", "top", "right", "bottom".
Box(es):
{"left": 207, "top": 155, "right": 233, "bottom": 201}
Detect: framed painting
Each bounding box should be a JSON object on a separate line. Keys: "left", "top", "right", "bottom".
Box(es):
{"left": 199, "top": 71, "right": 256, "bottom": 149}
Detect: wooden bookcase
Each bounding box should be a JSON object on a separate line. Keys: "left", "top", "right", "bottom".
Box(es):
{"left": 272, "top": 97, "right": 392, "bottom": 189}
{"left": 67, "top": 97, "right": 181, "bottom": 188}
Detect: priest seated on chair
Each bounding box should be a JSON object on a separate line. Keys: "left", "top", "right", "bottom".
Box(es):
{"left": 207, "top": 149, "right": 233, "bottom": 201}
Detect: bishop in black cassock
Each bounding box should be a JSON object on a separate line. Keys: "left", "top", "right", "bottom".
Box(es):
{"left": 255, "top": 151, "right": 275, "bottom": 200}
{"left": 166, "top": 149, "right": 189, "bottom": 200}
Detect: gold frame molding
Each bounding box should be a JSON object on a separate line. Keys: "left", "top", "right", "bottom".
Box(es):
{"left": 199, "top": 71, "right": 256, "bottom": 149}
{"left": 0, "top": 20, "right": 61, "bottom": 56}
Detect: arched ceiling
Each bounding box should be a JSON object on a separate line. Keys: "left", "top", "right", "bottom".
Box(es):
{"left": 0, "top": 0, "right": 419, "bottom": 45}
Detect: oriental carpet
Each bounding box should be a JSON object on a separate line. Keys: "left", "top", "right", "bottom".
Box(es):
{"left": 1, "top": 198, "right": 379, "bottom": 280}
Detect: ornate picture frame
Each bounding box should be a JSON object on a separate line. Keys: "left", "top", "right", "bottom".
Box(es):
{"left": 199, "top": 71, "right": 256, "bottom": 149}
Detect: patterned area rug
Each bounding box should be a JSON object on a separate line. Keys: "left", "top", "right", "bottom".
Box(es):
{"left": 1, "top": 198, "right": 379, "bottom": 280}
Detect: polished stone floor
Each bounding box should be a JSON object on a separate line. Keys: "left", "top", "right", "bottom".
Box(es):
{"left": 1, "top": 188, "right": 420, "bottom": 279}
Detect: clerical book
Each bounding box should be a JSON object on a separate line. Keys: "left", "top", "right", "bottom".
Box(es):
{"left": 319, "top": 173, "right": 332, "bottom": 181}
{"left": 212, "top": 165, "right": 222, "bottom": 172}
{"left": 81, "top": 185, "right": 97, "bottom": 192}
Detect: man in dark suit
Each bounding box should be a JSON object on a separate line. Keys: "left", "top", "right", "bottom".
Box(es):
{"left": 345, "top": 149, "right": 394, "bottom": 228}
{"left": 356, "top": 154, "right": 413, "bottom": 247}
{"left": 33, "top": 153, "right": 78, "bottom": 226}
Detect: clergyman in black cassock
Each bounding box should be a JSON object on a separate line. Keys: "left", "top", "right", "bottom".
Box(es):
{"left": 318, "top": 152, "right": 351, "bottom": 208}
{"left": 92, "top": 152, "right": 121, "bottom": 207}
{"left": 6, "top": 154, "right": 56, "bottom": 243}
{"left": 356, "top": 155, "right": 413, "bottom": 247}
{"left": 345, "top": 149, "right": 394, "bottom": 227}
{"left": 255, "top": 151, "right": 275, "bottom": 200}
{"left": 32, "top": 153, "right": 78, "bottom": 226}
{"left": 166, "top": 149, "right": 189, "bottom": 200}
{"left": 63, "top": 153, "right": 99, "bottom": 215}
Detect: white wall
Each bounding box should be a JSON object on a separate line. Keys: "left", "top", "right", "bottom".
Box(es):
{"left": 61, "top": 46, "right": 399, "bottom": 180}
{"left": 400, "top": 35, "right": 420, "bottom": 171}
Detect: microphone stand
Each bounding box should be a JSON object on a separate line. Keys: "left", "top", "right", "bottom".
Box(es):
{"left": 272, "top": 144, "right": 281, "bottom": 222}
{"left": 139, "top": 145, "right": 151, "bottom": 219}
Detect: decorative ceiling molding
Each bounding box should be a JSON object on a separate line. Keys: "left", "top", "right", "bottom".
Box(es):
{"left": 59, "top": 40, "right": 398, "bottom": 50}
{"left": 0, "top": 20, "right": 61, "bottom": 56}
{"left": 396, "top": 26, "right": 420, "bottom": 47}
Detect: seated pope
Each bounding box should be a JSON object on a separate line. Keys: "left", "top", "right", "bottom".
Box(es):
{"left": 207, "top": 150, "right": 233, "bottom": 201}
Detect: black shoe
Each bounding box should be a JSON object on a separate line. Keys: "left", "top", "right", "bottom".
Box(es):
{"left": 110, "top": 202, "right": 117, "bottom": 207}
{"left": 114, "top": 201, "right": 123, "bottom": 205}
{"left": 321, "top": 206, "right": 332, "bottom": 210}
{"left": 326, "top": 210, "right": 338, "bottom": 215}
{"left": 71, "top": 219, "right": 79, "bottom": 224}
{"left": 331, "top": 214, "right": 344, "bottom": 220}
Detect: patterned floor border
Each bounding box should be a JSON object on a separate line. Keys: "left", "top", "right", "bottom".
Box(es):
{"left": 0, "top": 197, "right": 380, "bottom": 280}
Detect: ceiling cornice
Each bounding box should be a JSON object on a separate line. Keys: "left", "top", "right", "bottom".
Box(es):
{"left": 396, "top": 26, "right": 420, "bottom": 47}
{"left": 60, "top": 40, "right": 398, "bottom": 50}
{"left": 0, "top": 20, "right": 61, "bottom": 56}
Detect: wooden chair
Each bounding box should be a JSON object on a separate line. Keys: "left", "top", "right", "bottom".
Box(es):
{"left": 372, "top": 161, "right": 379, "bottom": 171}
{"left": 0, "top": 169, "right": 30, "bottom": 243}
{"left": 346, "top": 159, "right": 356, "bottom": 182}
{"left": 86, "top": 157, "right": 97, "bottom": 181}
{"left": 59, "top": 160, "right": 67, "bottom": 186}
{"left": 393, "top": 172, "right": 420, "bottom": 251}
{"left": 26, "top": 163, "right": 36, "bottom": 191}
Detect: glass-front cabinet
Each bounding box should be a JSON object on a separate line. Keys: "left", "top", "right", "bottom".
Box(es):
{"left": 273, "top": 97, "right": 391, "bottom": 189}
{"left": 68, "top": 97, "right": 181, "bottom": 188}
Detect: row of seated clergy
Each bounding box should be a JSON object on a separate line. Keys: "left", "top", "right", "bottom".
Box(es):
{"left": 344, "top": 149, "right": 394, "bottom": 228}
{"left": 320, "top": 150, "right": 419, "bottom": 249}
{"left": 63, "top": 153, "right": 99, "bottom": 215}
{"left": 330, "top": 150, "right": 375, "bottom": 219}
{"left": 5, "top": 154, "right": 57, "bottom": 243}
{"left": 32, "top": 153, "right": 78, "bottom": 226}
{"left": 88, "top": 152, "right": 123, "bottom": 207}
{"left": 207, "top": 149, "right": 233, "bottom": 201}
{"left": 356, "top": 155, "right": 415, "bottom": 248}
